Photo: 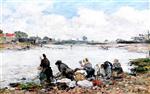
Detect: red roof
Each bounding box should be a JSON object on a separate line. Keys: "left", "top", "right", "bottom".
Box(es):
{"left": 0, "top": 34, "right": 4, "bottom": 37}
{"left": 6, "top": 33, "right": 15, "bottom": 37}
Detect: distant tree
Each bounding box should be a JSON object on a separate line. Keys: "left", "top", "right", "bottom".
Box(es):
{"left": 91, "top": 40, "right": 94, "bottom": 43}
{"left": 104, "top": 39, "right": 108, "bottom": 43}
{"left": 147, "top": 30, "right": 150, "bottom": 40}
{"left": 82, "top": 36, "right": 88, "bottom": 41}
{"left": 0, "top": 29, "right": 3, "bottom": 34}
{"left": 116, "top": 39, "right": 124, "bottom": 42}
{"left": 43, "top": 36, "right": 49, "bottom": 40}
{"left": 14, "top": 31, "right": 28, "bottom": 38}
{"left": 43, "top": 36, "right": 52, "bottom": 41}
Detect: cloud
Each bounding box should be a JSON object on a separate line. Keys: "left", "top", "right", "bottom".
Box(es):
{"left": 1, "top": 1, "right": 149, "bottom": 41}
{"left": 1, "top": 0, "right": 53, "bottom": 34}
{"left": 69, "top": 7, "right": 149, "bottom": 41}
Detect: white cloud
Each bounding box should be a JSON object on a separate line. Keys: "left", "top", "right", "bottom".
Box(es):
{"left": 69, "top": 7, "right": 149, "bottom": 41}
{"left": 1, "top": 2, "right": 149, "bottom": 41}
{"left": 114, "top": 6, "right": 149, "bottom": 28}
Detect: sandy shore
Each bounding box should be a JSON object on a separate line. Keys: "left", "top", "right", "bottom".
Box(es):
{"left": 0, "top": 43, "right": 36, "bottom": 50}
{"left": 1, "top": 43, "right": 150, "bottom": 51}
{"left": 115, "top": 43, "right": 150, "bottom": 52}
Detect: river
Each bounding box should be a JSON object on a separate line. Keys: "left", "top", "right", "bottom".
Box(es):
{"left": 0, "top": 44, "right": 146, "bottom": 88}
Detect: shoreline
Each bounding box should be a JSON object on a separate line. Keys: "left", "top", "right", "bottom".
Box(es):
{"left": 1, "top": 72, "right": 150, "bottom": 94}
{"left": 1, "top": 43, "right": 150, "bottom": 51}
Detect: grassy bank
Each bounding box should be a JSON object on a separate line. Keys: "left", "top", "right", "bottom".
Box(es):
{"left": 130, "top": 58, "right": 150, "bottom": 73}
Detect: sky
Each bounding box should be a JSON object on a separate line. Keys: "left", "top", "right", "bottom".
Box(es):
{"left": 0, "top": 0, "right": 150, "bottom": 41}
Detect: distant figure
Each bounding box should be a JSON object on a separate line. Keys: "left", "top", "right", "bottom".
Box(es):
{"left": 103, "top": 61, "right": 113, "bottom": 79}
{"left": 70, "top": 45, "right": 73, "bottom": 49}
{"left": 26, "top": 45, "right": 30, "bottom": 49}
{"left": 55, "top": 60, "right": 74, "bottom": 80}
{"left": 39, "top": 54, "right": 53, "bottom": 83}
{"left": 112, "top": 59, "right": 123, "bottom": 78}
{"left": 101, "top": 46, "right": 109, "bottom": 50}
{"left": 40, "top": 43, "right": 43, "bottom": 47}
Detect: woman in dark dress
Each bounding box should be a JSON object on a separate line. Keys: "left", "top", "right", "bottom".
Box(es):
{"left": 39, "top": 54, "right": 53, "bottom": 83}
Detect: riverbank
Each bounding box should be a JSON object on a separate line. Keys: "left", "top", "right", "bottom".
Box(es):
{"left": 0, "top": 42, "right": 36, "bottom": 50}
{"left": 1, "top": 43, "right": 150, "bottom": 52}
{"left": 1, "top": 58, "right": 150, "bottom": 94}
{"left": 114, "top": 43, "right": 150, "bottom": 53}
{"left": 0, "top": 72, "right": 149, "bottom": 94}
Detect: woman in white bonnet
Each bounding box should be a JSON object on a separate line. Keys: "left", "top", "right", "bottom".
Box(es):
{"left": 83, "top": 58, "right": 92, "bottom": 68}
{"left": 81, "top": 58, "right": 95, "bottom": 78}
{"left": 99, "top": 64, "right": 105, "bottom": 78}
{"left": 94, "top": 63, "right": 106, "bottom": 79}
{"left": 94, "top": 64, "right": 100, "bottom": 79}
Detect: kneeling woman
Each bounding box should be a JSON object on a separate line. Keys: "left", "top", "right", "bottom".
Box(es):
{"left": 55, "top": 60, "right": 74, "bottom": 80}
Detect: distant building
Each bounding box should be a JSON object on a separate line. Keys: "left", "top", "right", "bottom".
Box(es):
{"left": 131, "top": 36, "right": 145, "bottom": 42}
{"left": 5, "top": 33, "right": 16, "bottom": 43}
{"left": 145, "top": 30, "right": 150, "bottom": 40}
{"left": 0, "top": 33, "right": 16, "bottom": 43}
{"left": 42, "top": 36, "right": 53, "bottom": 44}
{"left": 131, "top": 30, "right": 150, "bottom": 43}
{"left": 0, "top": 34, "right": 5, "bottom": 43}
{"left": 29, "top": 36, "right": 41, "bottom": 44}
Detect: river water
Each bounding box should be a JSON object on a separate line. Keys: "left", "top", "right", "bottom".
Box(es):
{"left": 0, "top": 45, "right": 146, "bottom": 88}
